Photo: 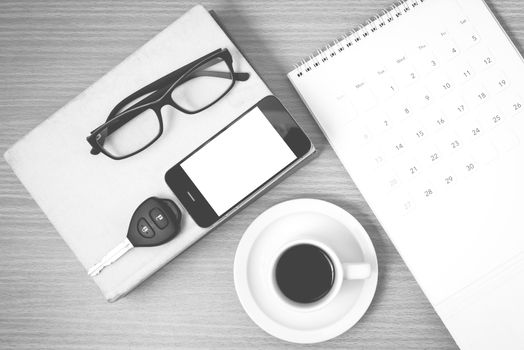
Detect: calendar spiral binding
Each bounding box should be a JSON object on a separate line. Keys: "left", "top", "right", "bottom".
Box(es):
{"left": 293, "top": 0, "right": 426, "bottom": 77}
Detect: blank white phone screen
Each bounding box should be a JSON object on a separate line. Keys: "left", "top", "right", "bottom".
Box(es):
{"left": 181, "top": 107, "right": 297, "bottom": 216}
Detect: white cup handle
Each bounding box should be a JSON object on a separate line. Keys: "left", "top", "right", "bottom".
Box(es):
{"left": 342, "top": 262, "right": 371, "bottom": 280}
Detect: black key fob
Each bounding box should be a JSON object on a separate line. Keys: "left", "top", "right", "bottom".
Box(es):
{"left": 127, "top": 197, "right": 182, "bottom": 247}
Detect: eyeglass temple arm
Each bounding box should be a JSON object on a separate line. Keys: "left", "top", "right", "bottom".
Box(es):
{"left": 107, "top": 70, "right": 249, "bottom": 121}
{"left": 101, "top": 52, "right": 215, "bottom": 123}
{"left": 189, "top": 70, "right": 249, "bottom": 81}
{"left": 107, "top": 48, "right": 248, "bottom": 119}
{"left": 107, "top": 70, "right": 248, "bottom": 129}
{"left": 108, "top": 69, "right": 249, "bottom": 126}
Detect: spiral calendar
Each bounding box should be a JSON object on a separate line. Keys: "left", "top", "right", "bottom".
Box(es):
{"left": 289, "top": 0, "right": 524, "bottom": 348}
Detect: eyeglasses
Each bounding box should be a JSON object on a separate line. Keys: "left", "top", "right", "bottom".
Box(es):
{"left": 86, "top": 48, "right": 250, "bottom": 160}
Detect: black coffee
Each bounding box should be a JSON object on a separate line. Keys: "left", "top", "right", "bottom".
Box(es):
{"left": 275, "top": 244, "right": 335, "bottom": 304}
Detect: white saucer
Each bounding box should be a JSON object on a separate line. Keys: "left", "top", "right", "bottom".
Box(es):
{"left": 234, "top": 199, "right": 378, "bottom": 344}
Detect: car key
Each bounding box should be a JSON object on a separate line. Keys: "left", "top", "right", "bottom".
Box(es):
{"left": 88, "top": 197, "right": 182, "bottom": 277}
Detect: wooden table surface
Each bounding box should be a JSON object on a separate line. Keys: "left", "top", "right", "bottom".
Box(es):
{"left": 1, "top": 0, "right": 522, "bottom": 348}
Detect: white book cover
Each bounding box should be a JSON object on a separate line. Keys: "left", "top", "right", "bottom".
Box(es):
{"left": 4, "top": 5, "right": 272, "bottom": 302}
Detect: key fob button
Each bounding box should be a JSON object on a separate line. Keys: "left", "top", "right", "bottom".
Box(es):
{"left": 149, "top": 207, "right": 168, "bottom": 229}
{"left": 137, "top": 218, "right": 155, "bottom": 238}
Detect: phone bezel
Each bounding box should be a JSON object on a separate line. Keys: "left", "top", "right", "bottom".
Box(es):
{"left": 164, "top": 95, "right": 312, "bottom": 228}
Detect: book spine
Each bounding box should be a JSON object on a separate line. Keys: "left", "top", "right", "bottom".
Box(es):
{"left": 292, "top": 0, "right": 426, "bottom": 78}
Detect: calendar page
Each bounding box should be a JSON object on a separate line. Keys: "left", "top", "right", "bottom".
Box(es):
{"left": 289, "top": 0, "right": 524, "bottom": 345}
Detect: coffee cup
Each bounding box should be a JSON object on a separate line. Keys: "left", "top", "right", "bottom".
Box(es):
{"left": 271, "top": 238, "right": 371, "bottom": 312}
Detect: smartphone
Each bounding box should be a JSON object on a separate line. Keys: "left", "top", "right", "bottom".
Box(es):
{"left": 165, "top": 95, "right": 315, "bottom": 228}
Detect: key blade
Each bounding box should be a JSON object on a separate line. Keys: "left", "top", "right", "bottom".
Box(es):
{"left": 88, "top": 238, "right": 133, "bottom": 277}
{"left": 88, "top": 239, "right": 133, "bottom": 276}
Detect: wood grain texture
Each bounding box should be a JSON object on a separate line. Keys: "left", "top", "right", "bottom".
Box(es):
{"left": 1, "top": 0, "right": 522, "bottom": 348}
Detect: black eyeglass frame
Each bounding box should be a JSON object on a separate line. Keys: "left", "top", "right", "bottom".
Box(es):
{"left": 86, "top": 48, "right": 249, "bottom": 160}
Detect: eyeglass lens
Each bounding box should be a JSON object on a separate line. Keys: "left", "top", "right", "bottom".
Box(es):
{"left": 171, "top": 56, "right": 233, "bottom": 112}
